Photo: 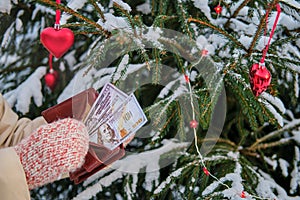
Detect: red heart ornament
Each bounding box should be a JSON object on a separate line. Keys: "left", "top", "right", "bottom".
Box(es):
{"left": 45, "top": 70, "right": 59, "bottom": 91}
{"left": 249, "top": 63, "right": 271, "bottom": 96}
{"left": 40, "top": 27, "right": 74, "bottom": 58}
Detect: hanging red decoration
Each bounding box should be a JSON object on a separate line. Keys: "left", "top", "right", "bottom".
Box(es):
{"left": 249, "top": 63, "right": 271, "bottom": 96}
{"left": 189, "top": 120, "right": 198, "bottom": 128}
{"left": 40, "top": 0, "right": 74, "bottom": 58}
{"left": 40, "top": 27, "right": 74, "bottom": 59}
{"left": 40, "top": 0, "right": 73, "bottom": 90}
{"left": 45, "top": 69, "right": 59, "bottom": 91}
{"left": 214, "top": 5, "right": 222, "bottom": 14}
{"left": 45, "top": 53, "right": 59, "bottom": 91}
{"left": 249, "top": 4, "right": 281, "bottom": 96}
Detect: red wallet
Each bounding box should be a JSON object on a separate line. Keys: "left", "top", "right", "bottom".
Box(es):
{"left": 41, "top": 88, "right": 125, "bottom": 184}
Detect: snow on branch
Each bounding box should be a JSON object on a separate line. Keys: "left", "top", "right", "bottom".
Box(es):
{"left": 261, "top": 93, "right": 286, "bottom": 114}
{"left": 136, "top": 0, "right": 151, "bottom": 14}
{"left": 259, "top": 97, "right": 284, "bottom": 126}
{"left": 73, "top": 139, "right": 189, "bottom": 200}
{"left": 250, "top": 118, "right": 300, "bottom": 150}
{"left": 60, "top": 0, "right": 88, "bottom": 24}
{"left": 3, "top": 67, "right": 46, "bottom": 114}
{"left": 290, "top": 146, "right": 300, "bottom": 194}
{"left": 97, "top": 13, "right": 131, "bottom": 32}
{"left": 256, "top": 169, "right": 300, "bottom": 199}
{"left": 0, "top": 0, "right": 14, "bottom": 14}
{"left": 202, "top": 152, "right": 244, "bottom": 199}
{"left": 112, "top": 54, "right": 129, "bottom": 82}
{"left": 280, "top": 0, "right": 300, "bottom": 10}
{"left": 113, "top": 0, "right": 132, "bottom": 12}
{"left": 192, "top": 0, "right": 212, "bottom": 21}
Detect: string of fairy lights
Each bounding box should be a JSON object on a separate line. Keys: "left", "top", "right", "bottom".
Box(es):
{"left": 184, "top": 67, "right": 272, "bottom": 199}
{"left": 182, "top": 3, "right": 282, "bottom": 198}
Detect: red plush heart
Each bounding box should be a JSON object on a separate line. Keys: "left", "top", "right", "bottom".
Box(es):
{"left": 40, "top": 27, "right": 74, "bottom": 58}
{"left": 45, "top": 70, "right": 59, "bottom": 91}
{"left": 249, "top": 63, "right": 271, "bottom": 96}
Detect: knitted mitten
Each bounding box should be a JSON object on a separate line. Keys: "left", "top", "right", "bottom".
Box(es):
{"left": 14, "top": 118, "right": 89, "bottom": 189}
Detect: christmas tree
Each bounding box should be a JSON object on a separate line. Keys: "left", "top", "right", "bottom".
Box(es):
{"left": 1, "top": 0, "right": 300, "bottom": 199}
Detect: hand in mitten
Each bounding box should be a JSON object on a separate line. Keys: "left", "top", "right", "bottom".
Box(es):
{"left": 14, "top": 118, "right": 89, "bottom": 190}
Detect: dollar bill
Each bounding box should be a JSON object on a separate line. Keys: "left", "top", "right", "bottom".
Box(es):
{"left": 84, "top": 83, "right": 128, "bottom": 135}
{"left": 89, "top": 93, "right": 148, "bottom": 150}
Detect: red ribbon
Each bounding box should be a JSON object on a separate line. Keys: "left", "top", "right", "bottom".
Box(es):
{"left": 260, "top": 3, "right": 281, "bottom": 64}
{"left": 49, "top": 53, "right": 53, "bottom": 71}
{"left": 55, "top": 0, "right": 61, "bottom": 26}
{"left": 50, "top": 0, "right": 61, "bottom": 71}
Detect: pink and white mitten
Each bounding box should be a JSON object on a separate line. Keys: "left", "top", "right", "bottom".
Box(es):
{"left": 14, "top": 118, "right": 89, "bottom": 189}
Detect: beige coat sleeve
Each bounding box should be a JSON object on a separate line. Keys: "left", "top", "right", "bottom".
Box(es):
{"left": 0, "top": 94, "right": 47, "bottom": 148}
{"left": 0, "top": 93, "right": 47, "bottom": 200}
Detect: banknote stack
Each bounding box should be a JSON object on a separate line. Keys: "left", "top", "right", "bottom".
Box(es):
{"left": 84, "top": 83, "right": 148, "bottom": 150}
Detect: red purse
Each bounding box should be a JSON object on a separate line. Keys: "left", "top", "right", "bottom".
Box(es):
{"left": 41, "top": 88, "right": 125, "bottom": 184}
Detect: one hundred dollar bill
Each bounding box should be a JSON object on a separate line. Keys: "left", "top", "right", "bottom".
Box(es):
{"left": 84, "top": 83, "right": 128, "bottom": 136}
{"left": 89, "top": 93, "right": 148, "bottom": 150}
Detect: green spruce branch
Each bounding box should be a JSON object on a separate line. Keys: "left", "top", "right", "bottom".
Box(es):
{"left": 199, "top": 138, "right": 237, "bottom": 149}
{"left": 159, "top": 0, "right": 168, "bottom": 15}
{"left": 252, "top": 138, "right": 293, "bottom": 150}
{"left": 176, "top": 1, "right": 193, "bottom": 39}
{"left": 113, "top": 2, "right": 137, "bottom": 36}
{"left": 188, "top": 17, "right": 247, "bottom": 52}
{"left": 152, "top": 48, "right": 162, "bottom": 84}
{"left": 249, "top": 118, "right": 300, "bottom": 150}
{"left": 247, "top": 0, "right": 280, "bottom": 57}
{"left": 224, "top": 0, "right": 252, "bottom": 29}
{"left": 73, "top": 30, "right": 104, "bottom": 35}
{"left": 89, "top": 0, "right": 105, "bottom": 22}
{"left": 0, "top": 64, "right": 36, "bottom": 76}
{"left": 225, "top": 73, "right": 259, "bottom": 129}
{"left": 290, "top": 27, "right": 300, "bottom": 33}
{"left": 158, "top": 37, "right": 195, "bottom": 62}
{"left": 151, "top": 0, "right": 156, "bottom": 16}
{"left": 153, "top": 15, "right": 178, "bottom": 27}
